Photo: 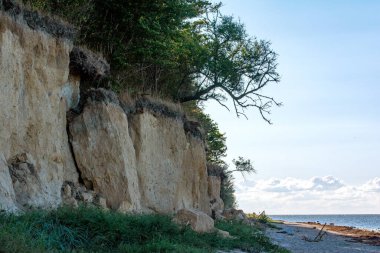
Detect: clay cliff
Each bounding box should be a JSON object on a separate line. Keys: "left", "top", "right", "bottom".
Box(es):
{"left": 0, "top": 2, "right": 222, "bottom": 216}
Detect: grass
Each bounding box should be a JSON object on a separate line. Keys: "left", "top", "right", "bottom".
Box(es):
{"left": 246, "top": 211, "right": 274, "bottom": 224}
{"left": 246, "top": 211, "right": 284, "bottom": 230}
{"left": 0, "top": 206, "right": 290, "bottom": 253}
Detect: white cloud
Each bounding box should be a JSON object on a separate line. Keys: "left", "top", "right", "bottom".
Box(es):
{"left": 239, "top": 176, "right": 344, "bottom": 193}
{"left": 309, "top": 176, "right": 344, "bottom": 191}
{"left": 360, "top": 177, "right": 380, "bottom": 192}
{"left": 235, "top": 176, "right": 380, "bottom": 214}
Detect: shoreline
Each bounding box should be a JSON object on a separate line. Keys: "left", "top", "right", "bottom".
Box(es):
{"left": 288, "top": 221, "right": 380, "bottom": 246}
{"left": 265, "top": 221, "right": 380, "bottom": 253}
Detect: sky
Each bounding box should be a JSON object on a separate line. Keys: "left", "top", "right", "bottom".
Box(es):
{"left": 204, "top": 0, "right": 380, "bottom": 214}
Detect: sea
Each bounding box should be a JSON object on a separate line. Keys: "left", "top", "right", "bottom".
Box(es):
{"left": 269, "top": 214, "right": 380, "bottom": 231}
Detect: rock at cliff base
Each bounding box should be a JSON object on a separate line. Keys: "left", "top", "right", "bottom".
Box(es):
{"left": 8, "top": 153, "right": 45, "bottom": 208}
{"left": 94, "top": 196, "right": 108, "bottom": 210}
{"left": 173, "top": 208, "right": 214, "bottom": 233}
{"left": 215, "top": 228, "right": 234, "bottom": 238}
{"left": 117, "top": 200, "right": 134, "bottom": 213}
{"left": 208, "top": 176, "right": 224, "bottom": 215}
{"left": 222, "top": 208, "right": 248, "bottom": 221}
{"left": 0, "top": 154, "right": 18, "bottom": 212}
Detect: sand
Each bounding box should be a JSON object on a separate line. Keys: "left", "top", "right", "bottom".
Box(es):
{"left": 265, "top": 221, "right": 380, "bottom": 253}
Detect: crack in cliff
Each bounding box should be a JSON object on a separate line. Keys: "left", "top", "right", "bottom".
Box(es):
{"left": 65, "top": 112, "right": 85, "bottom": 186}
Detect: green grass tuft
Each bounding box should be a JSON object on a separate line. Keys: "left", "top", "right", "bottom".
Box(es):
{"left": 0, "top": 206, "right": 289, "bottom": 252}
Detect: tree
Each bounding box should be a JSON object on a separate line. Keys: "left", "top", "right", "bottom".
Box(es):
{"left": 220, "top": 157, "right": 255, "bottom": 208}
{"left": 232, "top": 156, "right": 255, "bottom": 174}
{"left": 25, "top": 1, "right": 280, "bottom": 124}
{"left": 23, "top": 0, "right": 212, "bottom": 94}
{"left": 220, "top": 169, "right": 236, "bottom": 208}
{"left": 179, "top": 5, "right": 281, "bottom": 123}
{"left": 186, "top": 105, "right": 227, "bottom": 165}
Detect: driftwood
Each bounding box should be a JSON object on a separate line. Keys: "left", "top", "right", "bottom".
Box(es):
{"left": 302, "top": 223, "right": 328, "bottom": 242}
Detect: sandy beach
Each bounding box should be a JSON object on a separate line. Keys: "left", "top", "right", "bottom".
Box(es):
{"left": 265, "top": 221, "right": 380, "bottom": 253}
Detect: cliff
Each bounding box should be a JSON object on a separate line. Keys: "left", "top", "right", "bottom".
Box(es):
{"left": 0, "top": 6, "right": 78, "bottom": 211}
{"left": 68, "top": 89, "right": 210, "bottom": 214}
{"left": 0, "top": 3, "right": 221, "bottom": 216}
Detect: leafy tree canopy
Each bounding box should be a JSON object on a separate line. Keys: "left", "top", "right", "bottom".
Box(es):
{"left": 232, "top": 156, "right": 255, "bottom": 175}
{"left": 179, "top": 5, "right": 281, "bottom": 122}
{"left": 24, "top": 0, "right": 280, "bottom": 122}
{"left": 185, "top": 103, "right": 227, "bottom": 165}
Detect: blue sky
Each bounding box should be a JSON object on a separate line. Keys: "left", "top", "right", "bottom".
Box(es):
{"left": 205, "top": 0, "right": 380, "bottom": 214}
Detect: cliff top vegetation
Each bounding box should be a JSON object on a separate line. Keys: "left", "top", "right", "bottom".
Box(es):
{"left": 21, "top": 0, "right": 280, "bottom": 122}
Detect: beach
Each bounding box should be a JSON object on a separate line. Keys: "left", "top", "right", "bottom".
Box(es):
{"left": 265, "top": 221, "right": 380, "bottom": 253}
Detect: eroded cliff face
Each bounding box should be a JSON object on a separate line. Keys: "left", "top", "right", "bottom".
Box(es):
{"left": 0, "top": 7, "right": 219, "bottom": 215}
{"left": 69, "top": 92, "right": 141, "bottom": 212}
{"left": 68, "top": 90, "right": 210, "bottom": 214}
{"left": 130, "top": 111, "right": 209, "bottom": 214}
{"left": 0, "top": 13, "right": 79, "bottom": 211}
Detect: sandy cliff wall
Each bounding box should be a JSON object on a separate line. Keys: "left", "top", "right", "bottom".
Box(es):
{"left": 0, "top": 11, "right": 79, "bottom": 211}
{"left": 69, "top": 91, "right": 142, "bottom": 212}
{"left": 0, "top": 6, "right": 218, "bottom": 215}
{"left": 130, "top": 110, "right": 209, "bottom": 214}
{"left": 69, "top": 90, "right": 210, "bottom": 214}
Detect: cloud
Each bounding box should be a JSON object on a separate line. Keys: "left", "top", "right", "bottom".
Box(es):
{"left": 309, "top": 176, "right": 344, "bottom": 191}
{"left": 360, "top": 177, "right": 380, "bottom": 192}
{"left": 240, "top": 176, "right": 344, "bottom": 193}
{"left": 235, "top": 176, "right": 380, "bottom": 214}
{"left": 256, "top": 177, "right": 306, "bottom": 192}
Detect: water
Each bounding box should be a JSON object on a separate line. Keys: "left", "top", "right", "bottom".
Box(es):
{"left": 269, "top": 214, "right": 380, "bottom": 231}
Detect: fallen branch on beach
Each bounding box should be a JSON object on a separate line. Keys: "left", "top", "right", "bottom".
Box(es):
{"left": 302, "top": 223, "right": 328, "bottom": 242}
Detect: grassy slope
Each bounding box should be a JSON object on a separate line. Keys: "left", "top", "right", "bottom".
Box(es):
{"left": 0, "top": 206, "right": 289, "bottom": 253}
